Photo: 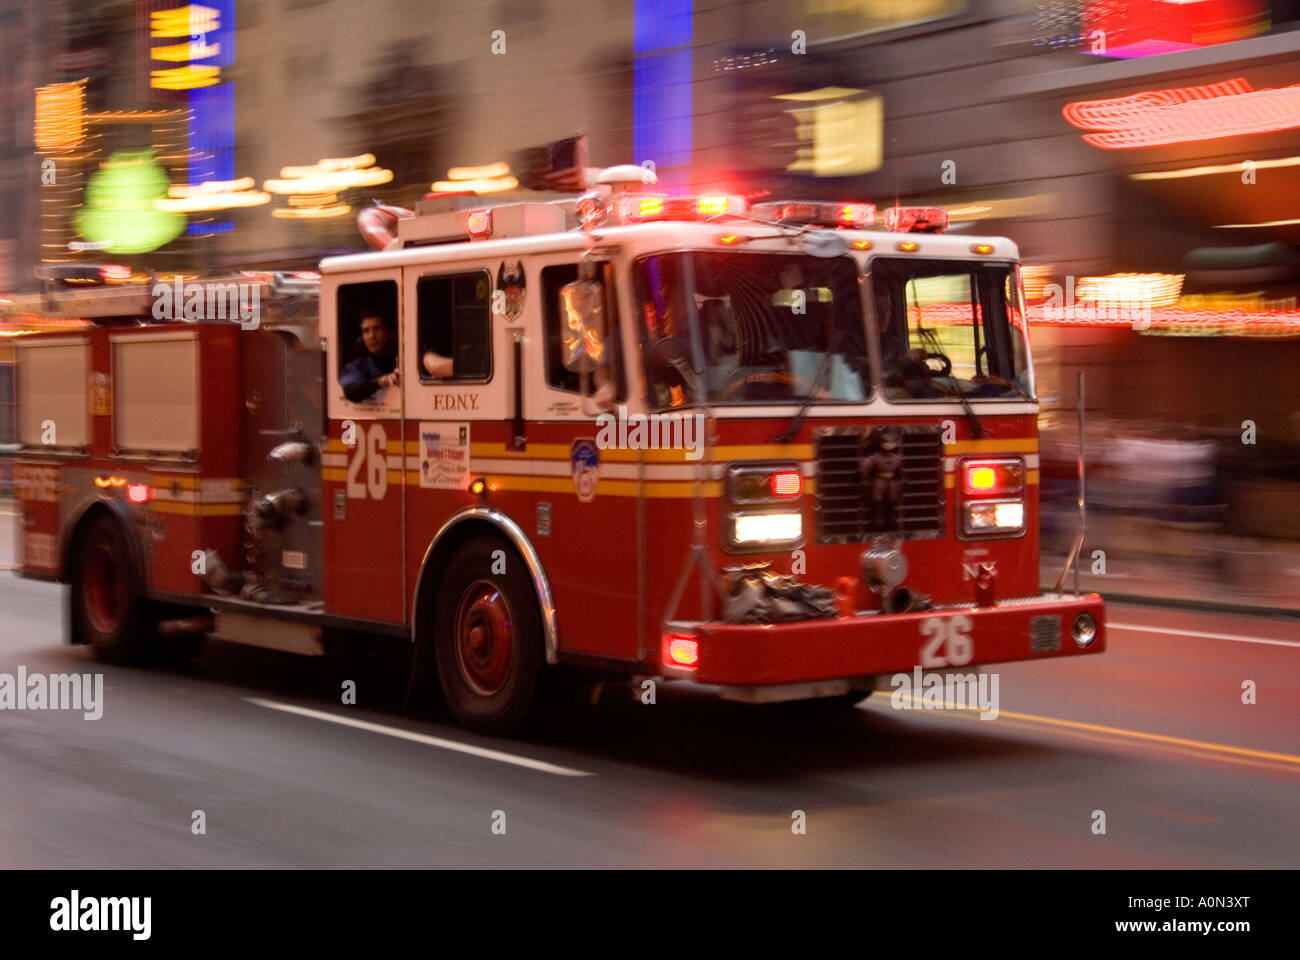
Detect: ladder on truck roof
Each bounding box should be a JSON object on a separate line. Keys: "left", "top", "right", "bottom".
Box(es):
{"left": 7, "top": 267, "right": 319, "bottom": 322}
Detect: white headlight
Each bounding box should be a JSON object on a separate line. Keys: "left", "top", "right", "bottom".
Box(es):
{"left": 994, "top": 502, "right": 1024, "bottom": 529}
{"left": 733, "top": 512, "right": 802, "bottom": 544}
{"left": 964, "top": 499, "right": 1025, "bottom": 535}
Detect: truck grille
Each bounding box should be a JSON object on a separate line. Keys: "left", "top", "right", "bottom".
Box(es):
{"left": 814, "top": 425, "right": 945, "bottom": 542}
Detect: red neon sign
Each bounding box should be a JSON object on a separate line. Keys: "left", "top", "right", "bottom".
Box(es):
{"left": 1063, "top": 78, "right": 1300, "bottom": 149}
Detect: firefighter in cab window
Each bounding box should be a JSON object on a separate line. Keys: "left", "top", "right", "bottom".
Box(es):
{"left": 340, "top": 308, "right": 399, "bottom": 402}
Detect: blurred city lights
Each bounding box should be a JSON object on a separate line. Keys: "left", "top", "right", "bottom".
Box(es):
{"left": 34, "top": 80, "right": 85, "bottom": 152}
{"left": 1064, "top": 78, "right": 1300, "bottom": 149}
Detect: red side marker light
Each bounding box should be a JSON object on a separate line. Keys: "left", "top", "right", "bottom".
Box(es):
{"left": 663, "top": 633, "right": 699, "bottom": 668}
{"left": 465, "top": 210, "right": 492, "bottom": 237}
{"left": 770, "top": 471, "right": 802, "bottom": 497}
{"left": 127, "top": 484, "right": 152, "bottom": 503}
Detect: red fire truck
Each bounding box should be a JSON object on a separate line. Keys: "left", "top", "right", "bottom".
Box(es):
{"left": 12, "top": 165, "right": 1103, "bottom": 733}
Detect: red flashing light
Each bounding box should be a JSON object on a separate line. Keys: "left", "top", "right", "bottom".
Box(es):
{"left": 885, "top": 206, "right": 948, "bottom": 233}
{"left": 753, "top": 200, "right": 875, "bottom": 229}
{"left": 625, "top": 194, "right": 746, "bottom": 223}
{"left": 663, "top": 633, "right": 699, "bottom": 669}
{"left": 293, "top": 271, "right": 320, "bottom": 280}
{"left": 697, "top": 194, "right": 730, "bottom": 216}
{"left": 770, "top": 471, "right": 802, "bottom": 498}
{"left": 638, "top": 196, "right": 665, "bottom": 218}
{"left": 839, "top": 203, "right": 875, "bottom": 227}
{"left": 961, "top": 459, "right": 1025, "bottom": 497}
{"left": 100, "top": 264, "right": 132, "bottom": 281}
{"left": 465, "top": 210, "right": 492, "bottom": 237}
{"left": 127, "top": 483, "right": 152, "bottom": 504}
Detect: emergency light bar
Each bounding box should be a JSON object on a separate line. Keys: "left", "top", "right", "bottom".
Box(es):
{"left": 751, "top": 201, "right": 876, "bottom": 229}
{"left": 883, "top": 206, "right": 948, "bottom": 233}
{"left": 617, "top": 193, "right": 747, "bottom": 223}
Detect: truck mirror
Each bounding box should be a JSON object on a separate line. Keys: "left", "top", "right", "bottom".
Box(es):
{"left": 559, "top": 277, "right": 607, "bottom": 373}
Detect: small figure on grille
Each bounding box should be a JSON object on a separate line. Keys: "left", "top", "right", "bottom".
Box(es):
{"left": 861, "top": 429, "right": 904, "bottom": 529}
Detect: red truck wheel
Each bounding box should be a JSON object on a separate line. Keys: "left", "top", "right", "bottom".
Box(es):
{"left": 70, "top": 511, "right": 150, "bottom": 664}
{"left": 433, "top": 536, "right": 545, "bottom": 735}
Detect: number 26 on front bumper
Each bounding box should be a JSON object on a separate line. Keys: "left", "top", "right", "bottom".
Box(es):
{"left": 919, "top": 615, "right": 973, "bottom": 668}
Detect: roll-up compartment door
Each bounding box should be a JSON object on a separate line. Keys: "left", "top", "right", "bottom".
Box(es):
{"left": 113, "top": 332, "right": 199, "bottom": 454}
{"left": 18, "top": 338, "right": 89, "bottom": 447}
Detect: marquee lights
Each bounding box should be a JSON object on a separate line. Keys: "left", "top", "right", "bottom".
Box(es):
{"left": 34, "top": 80, "right": 85, "bottom": 152}
{"left": 153, "top": 177, "right": 270, "bottom": 213}
{"left": 432, "top": 161, "right": 518, "bottom": 194}
{"left": 150, "top": 5, "right": 222, "bottom": 89}
{"left": 265, "top": 154, "right": 393, "bottom": 194}
{"left": 151, "top": 4, "right": 219, "bottom": 38}
{"left": 1064, "top": 78, "right": 1300, "bottom": 149}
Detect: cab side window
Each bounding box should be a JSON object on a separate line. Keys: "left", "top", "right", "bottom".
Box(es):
{"left": 541, "top": 262, "right": 625, "bottom": 400}
{"left": 417, "top": 271, "right": 492, "bottom": 382}
{"left": 337, "top": 280, "right": 399, "bottom": 404}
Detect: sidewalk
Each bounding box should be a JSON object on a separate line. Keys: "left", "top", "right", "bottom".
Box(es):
{"left": 1042, "top": 530, "right": 1300, "bottom": 616}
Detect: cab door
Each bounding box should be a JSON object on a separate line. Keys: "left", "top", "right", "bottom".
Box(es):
{"left": 523, "top": 254, "right": 641, "bottom": 661}
{"left": 401, "top": 258, "right": 502, "bottom": 618}
{"left": 322, "top": 268, "right": 406, "bottom": 625}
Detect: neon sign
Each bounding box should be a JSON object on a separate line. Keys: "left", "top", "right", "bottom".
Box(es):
{"left": 1064, "top": 78, "right": 1300, "bottom": 149}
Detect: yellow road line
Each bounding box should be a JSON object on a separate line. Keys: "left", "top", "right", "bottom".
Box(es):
{"left": 880, "top": 694, "right": 1300, "bottom": 767}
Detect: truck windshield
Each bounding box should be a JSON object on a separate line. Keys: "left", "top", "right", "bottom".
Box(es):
{"left": 871, "top": 257, "right": 1033, "bottom": 402}
{"left": 635, "top": 251, "right": 869, "bottom": 407}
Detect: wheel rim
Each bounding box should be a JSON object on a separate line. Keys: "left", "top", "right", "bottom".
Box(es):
{"left": 454, "top": 580, "right": 514, "bottom": 697}
{"left": 84, "top": 533, "right": 122, "bottom": 635}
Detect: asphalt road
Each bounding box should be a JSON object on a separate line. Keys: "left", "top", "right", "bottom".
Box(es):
{"left": 1, "top": 542, "right": 1297, "bottom": 867}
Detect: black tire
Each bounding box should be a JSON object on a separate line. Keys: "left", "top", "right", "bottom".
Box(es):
{"left": 69, "top": 511, "right": 153, "bottom": 665}
{"left": 432, "top": 536, "right": 546, "bottom": 735}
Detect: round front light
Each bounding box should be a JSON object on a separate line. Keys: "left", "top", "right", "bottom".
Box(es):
{"left": 1072, "top": 612, "right": 1098, "bottom": 647}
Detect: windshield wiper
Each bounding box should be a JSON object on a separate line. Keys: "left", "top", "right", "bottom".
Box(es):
{"left": 956, "top": 386, "right": 985, "bottom": 439}
{"left": 773, "top": 354, "right": 830, "bottom": 444}
{"left": 774, "top": 322, "right": 842, "bottom": 444}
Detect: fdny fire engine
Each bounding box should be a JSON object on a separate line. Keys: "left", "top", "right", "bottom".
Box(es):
{"left": 12, "top": 165, "right": 1103, "bottom": 734}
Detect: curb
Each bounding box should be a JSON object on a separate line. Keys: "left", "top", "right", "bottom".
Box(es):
{"left": 1093, "top": 591, "right": 1300, "bottom": 621}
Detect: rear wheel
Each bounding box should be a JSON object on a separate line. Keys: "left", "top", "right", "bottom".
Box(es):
{"left": 70, "top": 511, "right": 151, "bottom": 664}
{"left": 433, "top": 536, "right": 545, "bottom": 735}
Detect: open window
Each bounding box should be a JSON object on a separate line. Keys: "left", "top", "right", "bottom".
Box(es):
{"left": 417, "top": 270, "right": 492, "bottom": 383}
{"left": 336, "top": 280, "right": 400, "bottom": 404}
{"left": 541, "top": 262, "right": 626, "bottom": 400}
